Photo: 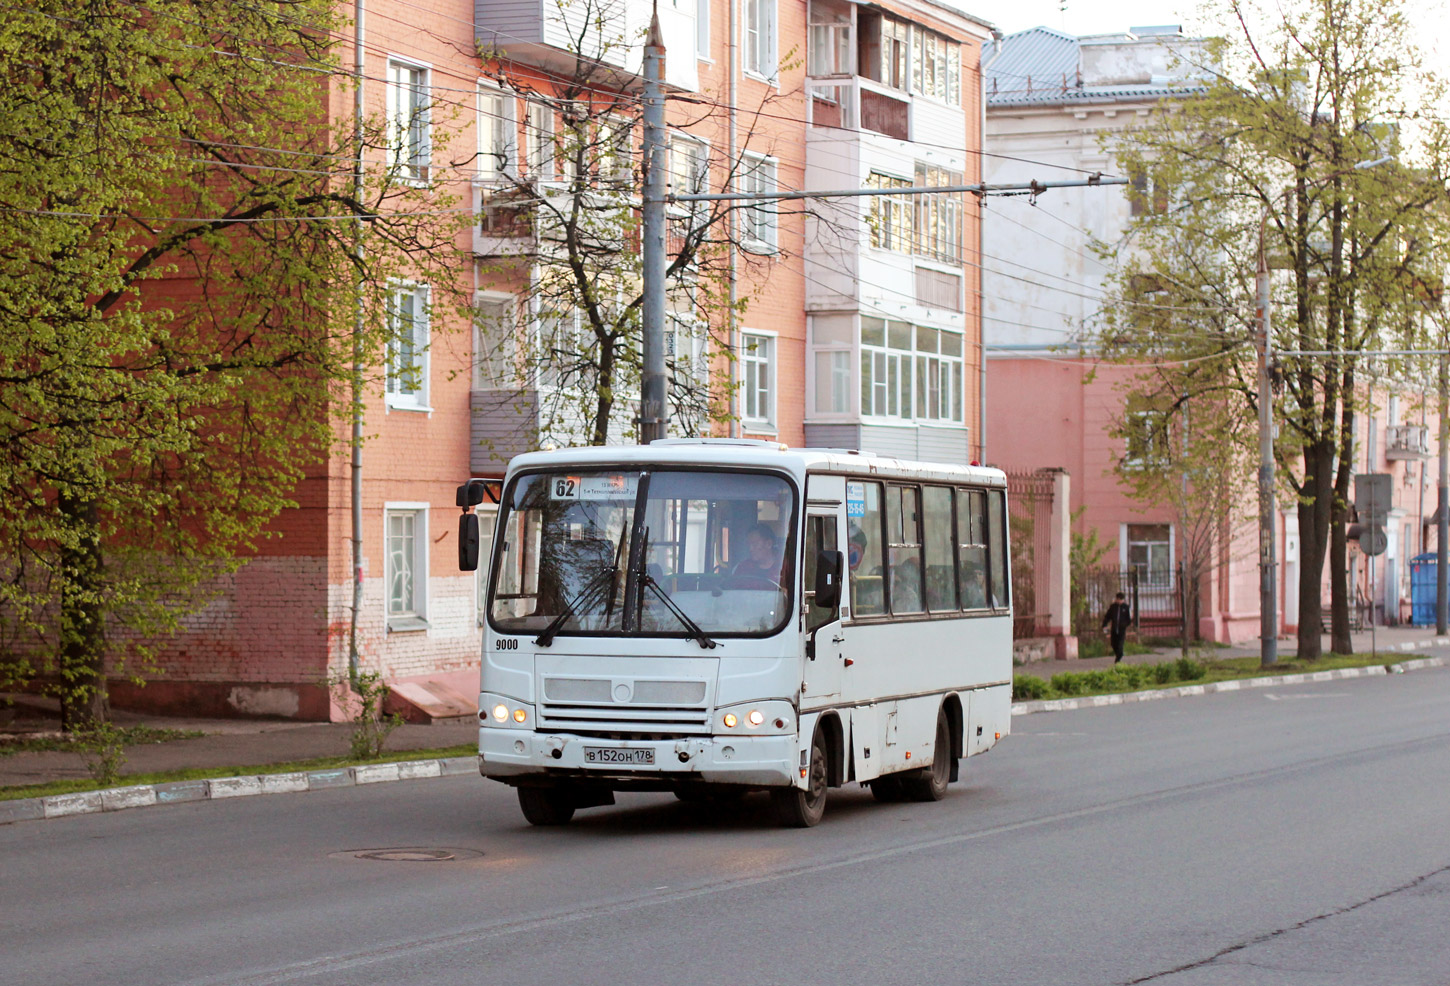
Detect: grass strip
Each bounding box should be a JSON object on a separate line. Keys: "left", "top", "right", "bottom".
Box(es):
{"left": 0, "top": 727, "right": 204, "bottom": 758}
{"left": 1014, "top": 649, "right": 1416, "bottom": 702}
{"left": 0, "top": 743, "right": 477, "bottom": 802}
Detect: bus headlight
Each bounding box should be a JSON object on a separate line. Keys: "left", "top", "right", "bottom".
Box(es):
{"left": 482, "top": 694, "right": 534, "bottom": 729}
{"left": 714, "top": 701, "right": 794, "bottom": 735}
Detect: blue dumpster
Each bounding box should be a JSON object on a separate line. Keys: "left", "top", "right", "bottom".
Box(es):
{"left": 1410, "top": 553, "right": 1438, "bottom": 625}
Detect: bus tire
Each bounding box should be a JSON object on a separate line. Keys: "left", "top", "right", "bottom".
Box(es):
{"left": 903, "top": 709, "right": 952, "bottom": 802}
{"left": 518, "top": 785, "right": 576, "bottom": 826}
{"left": 771, "top": 729, "right": 828, "bottom": 827}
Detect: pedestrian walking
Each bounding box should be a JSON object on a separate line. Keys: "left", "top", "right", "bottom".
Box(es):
{"left": 1101, "top": 592, "right": 1131, "bottom": 663}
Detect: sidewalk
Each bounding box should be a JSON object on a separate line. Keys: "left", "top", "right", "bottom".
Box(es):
{"left": 0, "top": 695, "right": 477, "bottom": 790}
{"left": 1017, "top": 623, "right": 1450, "bottom": 680}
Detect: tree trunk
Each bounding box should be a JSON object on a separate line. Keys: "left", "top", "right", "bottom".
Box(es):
{"left": 1295, "top": 440, "right": 1336, "bottom": 660}
{"left": 57, "top": 493, "right": 108, "bottom": 732}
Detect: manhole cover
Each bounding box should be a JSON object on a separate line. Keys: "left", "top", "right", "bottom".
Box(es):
{"left": 328, "top": 847, "right": 483, "bottom": 862}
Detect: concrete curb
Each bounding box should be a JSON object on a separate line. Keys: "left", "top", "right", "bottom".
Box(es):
{"left": 0, "top": 755, "right": 479, "bottom": 827}
{"left": 1011, "top": 647, "right": 1449, "bottom": 717}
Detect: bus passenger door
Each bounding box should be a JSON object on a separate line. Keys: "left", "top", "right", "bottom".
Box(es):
{"left": 801, "top": 507, "right": 845, "bottom": 705}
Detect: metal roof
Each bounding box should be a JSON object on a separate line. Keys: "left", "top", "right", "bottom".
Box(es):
{"left": 982, "top": 25, "right": 1206, "bottom": 109}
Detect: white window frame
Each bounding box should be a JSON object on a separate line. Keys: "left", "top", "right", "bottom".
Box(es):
{"left": 474, "top": 502, "right": 499, "bottom": 625}
{"left": 739, "top": 153, "right": 778, "bottom": 253}
{"left": 476, "top": 82, "right": 516, "bottom": 184}
{"left": 474, "top": 290, "right": 518, "bottom": 390}
{"left": 697, "top": 0, "right": 711, "bottom": 60}
{"left": 741, "top": 329, "right": 776, "bottom": 429}
{"left": 859, "top": 317, "right": 963, "bottom": 423}
{"left": 527, "top": 101, "right": 555, "bottom": 184}
{"left": 385, "top": 503, "right": 430, "bottom": 631}
{"left": 386, "top": 58, "right": 431, "bottom": 183}
{"left": 1121, "top": 522, "right": 1175, "bottom": 591}
{"left": 600, "top": 115, "right": 634, "bottom": 188}
{"left": 386, "top": 282, "right": 431, "bottom": 412}
{"left": 743, "top": 0, "right": 777, "bottom": 81}
{"left": 1123, "top": 407, "right": 1170, "bottom": 469}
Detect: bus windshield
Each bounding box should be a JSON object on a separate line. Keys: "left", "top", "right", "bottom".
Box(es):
{"left": 488, "top": 468, "right": 797, "bottom": 638}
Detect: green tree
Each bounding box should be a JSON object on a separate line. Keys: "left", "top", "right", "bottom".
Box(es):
{"left": 1093, "top": 0, "right": 1450, "bottom": 658}
{"left": 0, "top": 1, "right": 463, "bottom": 727}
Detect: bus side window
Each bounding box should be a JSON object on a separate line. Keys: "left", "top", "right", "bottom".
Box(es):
{"left": 886, "top": 485, "right": 923, "bottom": 614}
{"left": 922, "top": 485, "right": 956, "bottom": 611}
{"left": 804, "top": 515, "right": 839, "bottom": 633}
{"left": 987, "top": 489, "right": 1009, "bottom": 608}
{"left": 848, "top": 481, "right": 885, "bottom": 617}
{"left": 958, "top": 489, "right": 988, "bottom": 609}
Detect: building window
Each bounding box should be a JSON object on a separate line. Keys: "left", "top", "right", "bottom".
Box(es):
{"left": 697, "top": 0, "right": 710, "bottom": 58}
{"left": 386, "top": 505, "right": 429, "bottom": 630}
{"left": 600, "top": 116, "right": 633, "bottom": 188}
{"left": 915, "top": 164, "right": 963, "bottom": 263}
{"left": 875, "top": 15, "right": 909, "bottom": 90}
{"left": 527, "top": 102, "right": 556, "bottom": 183}
{"left": 1126, "top": 523, "right": 1172, "bottom": 589}
{"left": 742, "top": 331, "right": 775, "bottom": 427}
{"left": 910, "top": 29, "right": 959, "bottom": 104}
{"left": 739, "top": 153, "right": 777, "bottom": 252}
{"left": 387, "top": 60, "right": 430, "bottom": 182}
{"left": 867, "top": 172, "right": 912, "bottom": 253}
{"left": 477, "top": 84, "right": 516, "bottom": 183}
{"left": 1129, "top": 164, "right": 1170, "bottom": 216}
{"left": 1123, "top": 404, "right": 1170, "bottom": 468}
{"left": 808, "top": 0, "right": 852, "bottom": 76}
{"left": 386, "top": 284, "right": 430, "bottom": 410}
{"left": 860, "top": 317, "right": 963, "bottom": 422}
{"left": 814, "top": 350, "right": 851, "bottom": 414}
{"left": 744, "top": 0, "right": 776, "bottom": 79}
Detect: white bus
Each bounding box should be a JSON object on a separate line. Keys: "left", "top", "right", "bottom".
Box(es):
{"left": 456, "top": 439, "right": 1013, "bottom": 827}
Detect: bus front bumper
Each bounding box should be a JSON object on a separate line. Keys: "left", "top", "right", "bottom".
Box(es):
{"left": 478, "top": 727, "right": 798, "bottom": 787}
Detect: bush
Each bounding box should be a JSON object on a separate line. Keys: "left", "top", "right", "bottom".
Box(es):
{"left": 1174, "top": 656, "right": 1206, "bottom": 681}
{"left": 75, "top": 723, "right": 127, "bottom": 786}
{"left": 1049, "top": 673, "right": 1084, "bottom": 696}
{"left": 1114, "top": 664, "right": 1148, "bottom": 689}
{"left": 1013, "top": 675, "right": 1049, "bottom": 701}
{"left": 1152, "top": 662, "right": 1176, "bottom": 684}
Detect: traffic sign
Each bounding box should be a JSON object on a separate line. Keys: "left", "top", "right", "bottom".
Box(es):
{"left": 1358, "top": 525, "right": 1388, "bottom": 556}
{"left": 1355, "top": 473, "right": 1392, "bottom": 523}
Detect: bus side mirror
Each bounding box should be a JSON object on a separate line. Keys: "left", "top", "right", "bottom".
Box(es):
{"left": 814, "top": 550, "right": 843, "bottom": 611}
{"left": 456, "top": 479, "right": 501, "bottom": 507}
{"left": 459, "top": 512, "right": 480, "bottom": 572}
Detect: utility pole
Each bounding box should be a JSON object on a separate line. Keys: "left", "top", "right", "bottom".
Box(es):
{"left": 1256, "top": 223, "right": 1278, "bottom": 666}
{"left": 639, "top": 13, "right": 667, "bottom": 444}
{"left": 1438, "top": 351, "right": 1448, "bottom": 634}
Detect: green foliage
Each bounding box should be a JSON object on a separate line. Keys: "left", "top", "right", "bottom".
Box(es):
{"left": 341, "top": 671, "right": 405, "bottom": 760}
{"left": 74, "top": 722, "right": 128, "bottom": 786}
{"left": 1152, "top": 662, "right": 1176, "bottom": 684}
{"left": 0, "top": 2, "right": 465, "bottom": 726}
{"left": 1012, "top": 675, "right": 1049, "bottom": 701}
{"left": 1174, "top": 656, "right": 1207, "bottom": 681}
{"left": 1092, "top": 0, "right": 1450, "bottom": 656}
{"left": 1069, "top": 508, "right": 1115, "bottom": 635}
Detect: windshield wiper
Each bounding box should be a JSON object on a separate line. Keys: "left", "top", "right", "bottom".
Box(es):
{"left": 639, "top": 573, "right": 718, "bottom": 650}
{"left": 535, "top": 567, "right": 617, "bottom": 647}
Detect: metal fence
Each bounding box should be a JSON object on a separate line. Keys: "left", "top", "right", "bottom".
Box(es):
{"left": 1007, "top": 469, "right": 1057, "bottom": 639}
{"left": 1073, "top": 564, "right": 1187, "bottom": 640}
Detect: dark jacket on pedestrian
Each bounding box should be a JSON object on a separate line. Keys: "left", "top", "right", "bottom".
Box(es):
{"left": 1101, "top": 601, "right": 1131, "bottom": 637}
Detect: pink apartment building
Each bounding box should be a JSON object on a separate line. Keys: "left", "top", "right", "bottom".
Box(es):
{"left": 113, "top": 0, "right": 995, "bottom": 720}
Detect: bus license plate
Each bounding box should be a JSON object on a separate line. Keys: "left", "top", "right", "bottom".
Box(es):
{"left": 583, "top": 747, "right": 655, "bottom": 765}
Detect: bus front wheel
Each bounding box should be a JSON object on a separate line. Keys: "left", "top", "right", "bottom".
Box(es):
{"left": 771, "top": 730, "right": 828, "bottom": 827}
{"left": 518, "top": 785, "right": 576, "bottom": 826}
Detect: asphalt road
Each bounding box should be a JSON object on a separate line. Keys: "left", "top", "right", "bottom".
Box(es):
{"left": 3, "top": 667, "right": 1449, "bottom": 986}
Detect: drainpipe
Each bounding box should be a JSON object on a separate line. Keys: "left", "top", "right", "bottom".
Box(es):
{"left": 977, "top": 36, "right": 992, "bottom": 462}
{"left": 348, "top": 0, "right": 366, "bottom": 686}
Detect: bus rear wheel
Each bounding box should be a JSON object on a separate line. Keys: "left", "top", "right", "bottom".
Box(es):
{"left": 771, "top": 730, "right": 828, "bottom": 827}
{"left": 903, "top": 709, "right": 952, "bottom": 802}
{"left": 518, "top": 785, "right": 575, "bottom": 826}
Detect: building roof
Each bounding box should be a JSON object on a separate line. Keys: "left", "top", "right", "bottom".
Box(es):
{"left": 983, "top": 25, "right": 1209, "bottom": 109}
